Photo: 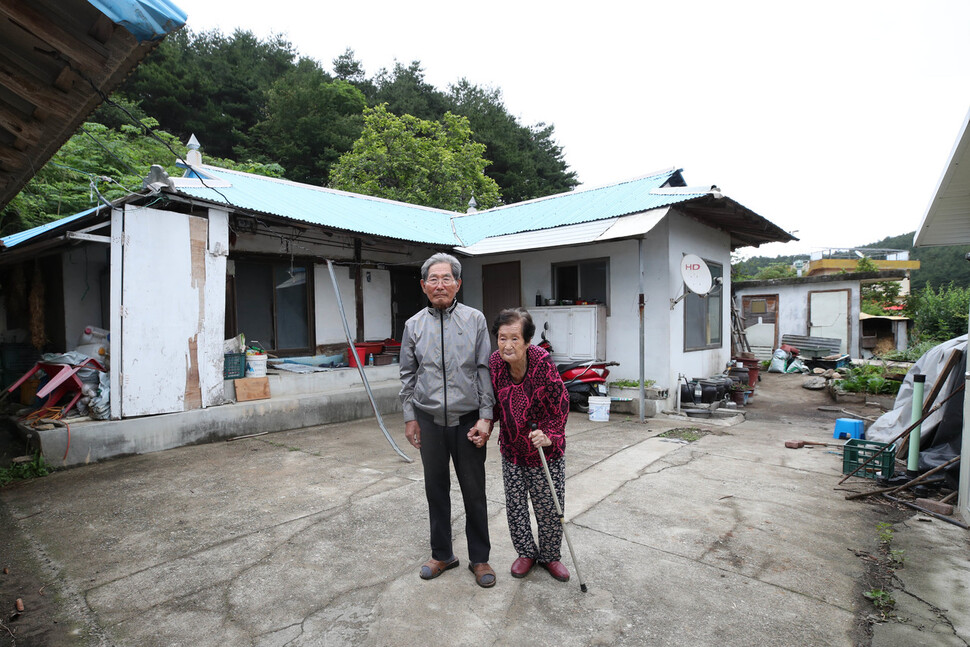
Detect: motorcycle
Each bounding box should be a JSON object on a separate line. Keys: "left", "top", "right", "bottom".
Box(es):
{"left": 538, "top": 334, "right": 618, "bottom": 413}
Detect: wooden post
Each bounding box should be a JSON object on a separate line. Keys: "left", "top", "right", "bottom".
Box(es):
{"left": 354, "top": 238, "right": 364, "bottom": 343}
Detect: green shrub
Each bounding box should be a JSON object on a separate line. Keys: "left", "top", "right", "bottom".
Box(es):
{"left": 609, "top": 379, "right": 655, "bottom": 389}
{"left": 908, "top": 282, "right": 970, "bottom": 344}
{"left": 876, "top": 339, "right": 938, "bottom": 362}
{"left": 0, "top": 453, "right": 50, "bottom": 486}
{"left": 834, "top": 364, "right": 901, "bottom": 395}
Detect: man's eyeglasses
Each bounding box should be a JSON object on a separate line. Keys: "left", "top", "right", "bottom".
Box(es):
{"left": 425, "top": 276, "right": 456, "bottom": 286}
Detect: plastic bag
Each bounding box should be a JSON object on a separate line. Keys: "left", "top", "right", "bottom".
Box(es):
{"left": 768, "top": 348, "right": 789, "bottom": 373}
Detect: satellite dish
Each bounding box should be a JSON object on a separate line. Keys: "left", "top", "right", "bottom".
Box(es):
{"left": 680, "top": 254, "right": 713, "bottom": 296}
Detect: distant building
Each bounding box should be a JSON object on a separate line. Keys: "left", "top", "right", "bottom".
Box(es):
{"left": 804, "top": 247, "right": 919, "bottom": 295}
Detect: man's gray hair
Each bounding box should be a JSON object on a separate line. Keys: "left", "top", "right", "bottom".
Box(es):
{"left": 421, "top": 253, "right": 462, "bottom": 281}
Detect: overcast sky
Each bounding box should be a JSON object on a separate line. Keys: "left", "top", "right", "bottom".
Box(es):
{"left": 173, "top": 0, "right": 970, "bottom": 258}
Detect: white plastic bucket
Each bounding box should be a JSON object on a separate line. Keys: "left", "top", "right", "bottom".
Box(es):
{"left": 245, "top": 353, "right": 267, "bottom": 378}
{"left": 588, "top": 396, "right": 611, "bottom": 422}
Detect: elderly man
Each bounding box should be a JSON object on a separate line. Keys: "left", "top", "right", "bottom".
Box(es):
{"left": 400, "top": 252, "right": 496, "bottom": 588}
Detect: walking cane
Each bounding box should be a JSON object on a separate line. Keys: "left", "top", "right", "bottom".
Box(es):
{"left": 531, "top": 424, "right": 588, "bottom": 592}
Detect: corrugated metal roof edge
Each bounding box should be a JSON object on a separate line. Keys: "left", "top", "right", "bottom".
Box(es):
{"left": 192, "top": 164, "right": 459, "bottom": 217}
{"left": 455, "top": 166, "right": 683, "bottom": 219}
{"left": 0, "top": 204, "right": 105, "bottom": 249}
{"left": 454, "top": 192, "right": 707, "bottom": 246}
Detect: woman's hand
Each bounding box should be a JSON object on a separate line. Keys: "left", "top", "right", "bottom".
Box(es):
{"left": 467, "top": 418, "right": 491, "bottom": 448}
{"left": 529, "top": 428, "right": 552, "bottom": 448}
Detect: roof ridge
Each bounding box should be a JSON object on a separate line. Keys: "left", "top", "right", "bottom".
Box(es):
{"left": 462, "top": 167, "right": 683, "bottom": 217}
{"left": 197, "top": 164, "right": 458, "bottom": 216}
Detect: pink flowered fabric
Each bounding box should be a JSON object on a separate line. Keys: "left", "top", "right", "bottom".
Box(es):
{"left": 489, "top": 345, "right": 569, "bottom": 467}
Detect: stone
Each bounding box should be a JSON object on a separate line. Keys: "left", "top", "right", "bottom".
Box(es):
{"left": 802, "top": 376, "right": 828, "bottom": 390}
{"left": 813, "top": 368, "right": 825, "bottom": 374}
{"left": 914, "top": 498, "right": 955, "bottom": 516}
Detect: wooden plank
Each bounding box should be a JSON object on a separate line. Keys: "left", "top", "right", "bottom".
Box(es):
{"left": 234, "top": 377, "right": 270, "bottom": 402}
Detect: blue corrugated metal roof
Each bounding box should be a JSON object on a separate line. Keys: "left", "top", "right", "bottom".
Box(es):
{"left": 1, "top": 206, "right": 101, "bottom": 249}
{"left": 0, "top": 166, "right": 726, "bottom": 252}
{"left": 453, "top": 168, "right": 702, "bottom": 244}
{"left": 177, "top": 166, "right": 458, "bottom": 246}
{"left": 87, "top": 0, "right": 186, "bottom": 42}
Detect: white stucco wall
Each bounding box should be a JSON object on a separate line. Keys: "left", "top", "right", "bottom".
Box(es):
{"left": 734, "top": 279, "right": 862, "bottom": 357}
{"left": 666, "top": 210, "right": 733, "bottom": 384}
{"left": 61, "top": 243, "right": 109, "bottom": 349}
{"left": 314, "top": 265, "right": 392, "bottom": 345}
{"left": 460, "top": 209, "right": 734, "bottom": 404}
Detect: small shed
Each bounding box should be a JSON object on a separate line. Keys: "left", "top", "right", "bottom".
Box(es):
{"left": 733, "top": 270, "right": 906, "bottom": 360}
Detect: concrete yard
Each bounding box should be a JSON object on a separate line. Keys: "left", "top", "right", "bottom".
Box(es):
{"left": 0, "top": 372, "right": 967, "bottom": 646}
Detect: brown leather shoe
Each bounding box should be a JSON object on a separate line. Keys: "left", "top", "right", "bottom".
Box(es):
{"left": 468, "top": 562, "right": 496, "bottom": 588}
{"left": 539, "top": 560, "right": 570, "bottom": 582}
{"left": 510, "top": 556, "right": 534, "bottom": 578}
{"left": 419, "top": 557, "right": 459, "bottom": 580}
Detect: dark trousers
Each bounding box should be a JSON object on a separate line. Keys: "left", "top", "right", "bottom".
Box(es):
{"left": 416, "top": 409, "right": 490, "bottom": 564}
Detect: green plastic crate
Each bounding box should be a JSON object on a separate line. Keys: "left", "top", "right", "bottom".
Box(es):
{"left": 842, "top": 438, "right": 896, "bottom": 480}
{"left": 223, "top": 353, "right": 246, "bottom": 379}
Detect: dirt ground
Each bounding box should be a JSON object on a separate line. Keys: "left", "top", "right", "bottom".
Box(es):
{"left": 743, "top": 368, "right": 894, "bottom": 426}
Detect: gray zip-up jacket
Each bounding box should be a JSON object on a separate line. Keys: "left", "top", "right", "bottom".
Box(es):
{"left": 399, "top": 300, "right": 494, "bottom": 427}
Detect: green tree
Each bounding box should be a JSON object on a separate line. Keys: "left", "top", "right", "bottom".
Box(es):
{"left": 754, "top": 263, "right": 797, "bottom": 280}
{"left": 907, "top": 282, "right": 970, "bottom": 343}
{"left": 329, "top": 104, "right": 501, "bottom": 211}
{"left": 251, "top": 58, "right": 366, "bottom": 186}
{"left": 855, "top": 256, "right": 879, "bottom": 272}
{"left": 0, "top": 118, "right": 283, "bottom": 236}
{"left": 447, "top": 80, "right": 577, "bottom": 203}
{"left": 372, "top": 61, "right": 451, "bottom": 122}
{"left": 119, "top": 29, "right": 297, "bottom": 159}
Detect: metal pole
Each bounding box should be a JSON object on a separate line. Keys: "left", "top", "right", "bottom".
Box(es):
{"left": 638, "top": 238, "right": 645, "bottom": 423}
{"left": 532, "top": 425, "right": 587, "bottom": 592}
{"left": 908, "top": 374, "right": 926, "bottom": 474}
{"left": 326, "top": 259, "right": 412, "bottom": 462}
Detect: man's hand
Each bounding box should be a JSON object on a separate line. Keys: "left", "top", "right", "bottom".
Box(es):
{"left": 405, "top": 420, "right": 421, "bottom": 449}
{"left": 467, "top": 418, "right": 491, "bottom": 448}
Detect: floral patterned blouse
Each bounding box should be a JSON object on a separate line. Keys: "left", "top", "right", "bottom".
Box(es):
{"left": 489, "top": 344, "right": 569, "bottom": 467}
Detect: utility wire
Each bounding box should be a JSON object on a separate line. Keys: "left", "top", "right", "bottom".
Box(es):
{"left": 77, "top": 71, "right": 237, "bottom": 207}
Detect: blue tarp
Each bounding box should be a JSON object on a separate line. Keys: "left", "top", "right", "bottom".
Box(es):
{"left": 86, "top": 0, "right": 186, "bottom": 42}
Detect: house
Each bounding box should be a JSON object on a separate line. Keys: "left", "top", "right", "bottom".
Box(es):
{"left": 0, "top": 143, "right": 794, "bottom": 462}
{"left": 912, "top": 105, "right": 970, "bottom": 524}
{"left": 0, "top": 0, "right": 187, "bottom": 210}
{"left": 733, "top": 270, "right": 908, "bottom": 360}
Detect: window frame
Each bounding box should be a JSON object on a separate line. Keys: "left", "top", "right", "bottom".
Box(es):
{"left": 551, "top": 257, "right": 610, "bottom": 311}
{"left": 230, "top": 256, "right": 315, "bottom": 357}
{"left": 682, "top": 259, "right": 723, "bottom": 352}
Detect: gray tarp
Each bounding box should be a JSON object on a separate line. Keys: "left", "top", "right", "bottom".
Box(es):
{"left": 865, "top": 335, "right": 966, "bottom": 481}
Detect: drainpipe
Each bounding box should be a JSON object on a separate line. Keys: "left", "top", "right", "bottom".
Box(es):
{"left": 638, "top": 238, "right": 645, "bottom": 422}
{"left": 908, "top": 374, "right": 925, "bottom": 475}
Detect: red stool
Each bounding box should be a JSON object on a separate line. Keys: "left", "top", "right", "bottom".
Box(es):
{"left": 7, "top": 358, "right": 105, "bottom": 415}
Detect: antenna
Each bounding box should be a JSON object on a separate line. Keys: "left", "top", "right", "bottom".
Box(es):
{"left": 670, "top": 254, "right": 713, "bottom": 309}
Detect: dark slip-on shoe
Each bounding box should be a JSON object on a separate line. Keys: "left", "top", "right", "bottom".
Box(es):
{"left": 469, "top": 562, "right": 496, "bottom": 588}
{"left": 419, "top": 557, "right": 459, "bottom": 580}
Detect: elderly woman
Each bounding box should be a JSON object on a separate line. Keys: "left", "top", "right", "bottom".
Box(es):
{"left": 489, "top": 307, "right": 571, "bottom": 582}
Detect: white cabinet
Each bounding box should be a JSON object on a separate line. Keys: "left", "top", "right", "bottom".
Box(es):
{"left": 530, "top": 305, "right": 606, "bottom": 362}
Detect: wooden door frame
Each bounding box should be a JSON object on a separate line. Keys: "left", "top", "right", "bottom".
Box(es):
{"left": 808, "top": 288, "right": 851, "bottom": 352}
{"left": 741, "top": 293, "right": 779, "bottom": 350}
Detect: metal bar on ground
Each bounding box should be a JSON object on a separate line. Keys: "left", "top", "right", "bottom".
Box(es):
{"left": 882, "top": 493, "right": 969, "bottom": 529}
{"left": 326, "top": 259, "right": 412, "bottom": 463}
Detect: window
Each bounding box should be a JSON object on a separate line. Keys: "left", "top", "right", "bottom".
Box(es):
{"left": 684, "top": 261, "right": 722, "bottom": 351}
{"left": 234, "top": 259, "right": 312, "bottom": 354}
{"left": 552, "top": 258, "right": 609, "bottom": 306}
